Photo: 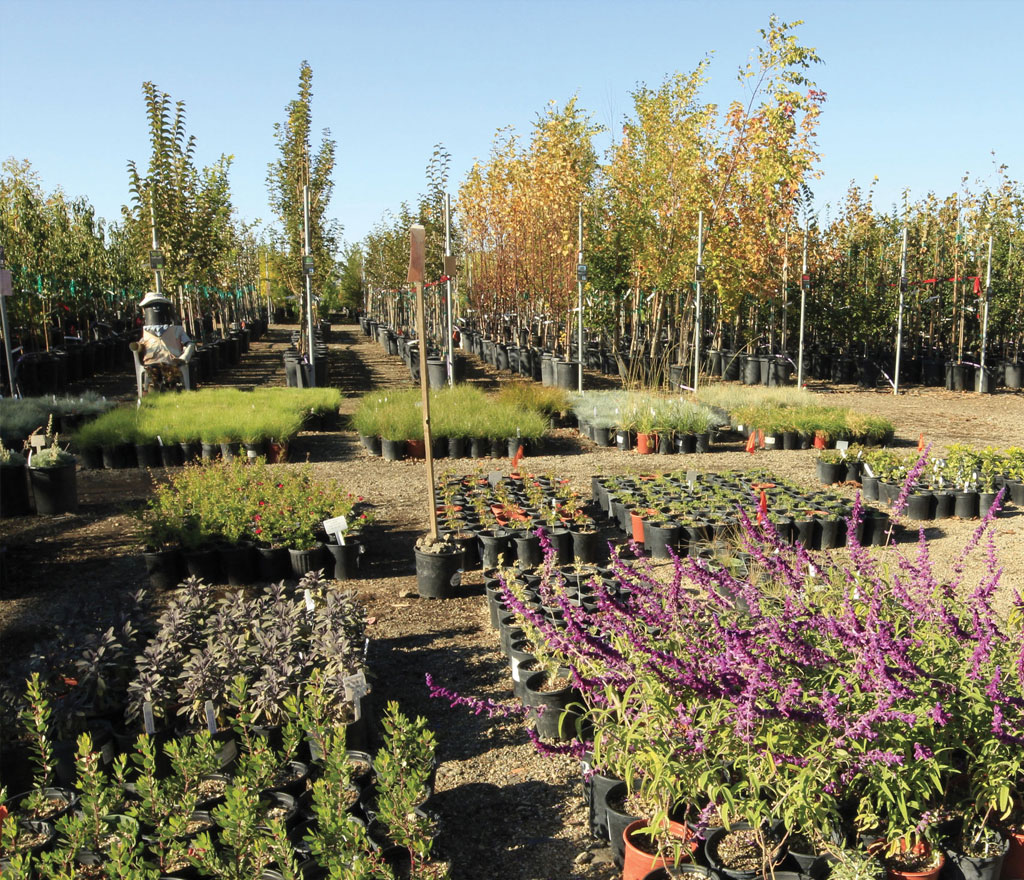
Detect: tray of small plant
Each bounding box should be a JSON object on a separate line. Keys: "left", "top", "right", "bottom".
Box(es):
{"left": 843, "top": 444, "right": 1024, "bottom": 521}
{"left": 592, "top": 468, "right": 890, "bottom": 555}
{"left": 433, "top": 469, "right": 602, "bottom": 572}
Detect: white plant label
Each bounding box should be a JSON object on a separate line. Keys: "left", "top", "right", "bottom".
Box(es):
{"left": 205, "top": 700, "right": 218, "bottom": 735}
{"left": 835, "top": 440, "right": 850, "bottom": 453}
{"left": 343, "top": 672, "right": 369, "bottom": 705}
{"left": 143, "top": 701, "right": 156, "bottom": 735}
{"left": 864, "top": 463, "right": 875, "bottom": 478}
{"left": 323, "top": 515, "right": 348, "bottom": 545}
{"left": 303, "top": 589, "right": 315, "bottom": 613}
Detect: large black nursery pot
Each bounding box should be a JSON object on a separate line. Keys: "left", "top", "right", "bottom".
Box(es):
{"left": 256, "top": 545, "right": 291, "bottom": 582}
{"left": 523, "top": 669, "right": 583, "bottom": 742}
{"left": 906, "top": 492, "right": 935, "bottom": 521}
{"left": 414, "top": 543, "right": 462, "bottom": 599}
{"left": 642, "top": 520, "right": 682, "bottom": 559}
{"left": 0, "top": 463, "right": 31, "bottom": 517}
{"left": 289, "top": 545, "right": 326, "bottom": 579}
{"left": 570, "top": 527, "right": 603, "bottom": 564}
{"left": 29, "top": 462, "right": 78, "bottom": 515}
{"left": 219, "top": 542, "right": 256, "bottom": 587}
{"left": 580, "top": 755, "right": 622, "bottom": 842}
{"left": 478, "top": 529, "right": 513, "bottom": 569}
{"left": 325, "top": 539, "right": 361, "bottom": 580}
{"left": 143, "top": 547, "right": 184, "bottom": 590}
{"left": 944, "top": 832, "right": 1010, "bottom": 880}
{"left": 1004, "top": 362, "right": 1023, "bottom": 390}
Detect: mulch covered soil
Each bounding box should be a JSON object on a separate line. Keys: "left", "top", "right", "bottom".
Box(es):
{"left": 2, "top": 324, "right": 1023, "bottom": 880}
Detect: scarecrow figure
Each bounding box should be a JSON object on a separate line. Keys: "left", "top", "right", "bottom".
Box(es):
{"left": 130, "top": 291, "right": 195, "bottom": 392}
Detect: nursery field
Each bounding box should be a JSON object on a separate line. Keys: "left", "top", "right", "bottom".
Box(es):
{"left": 2, "top": 323, "right": 1023, "bottom": 880}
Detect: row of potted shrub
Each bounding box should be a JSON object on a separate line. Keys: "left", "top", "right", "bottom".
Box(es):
{"left": 431, "top": 465, "right": 1023, "bottom": 880}
{"left": 818, "top": 445, "right": 1024, "bottom": 520}
{"left": 593, "top": 469, "right": 888, "bottom": 557}
{"left": 0, "top": 393, "right": 114, "bottom": 452}
{"left": 352, "top": 385, "right": 559, "bottom": 462}
{"left": 570, "top": 392, "right": 725, "bottom": 454}
{"left": 136, "top": 457, "right": 372, "bottom": 588}
{"left": 71, "top": 388, "right": 341, "bottom": 470}
{"left": 695, "top": 385, "right": 896, "bottom": 447}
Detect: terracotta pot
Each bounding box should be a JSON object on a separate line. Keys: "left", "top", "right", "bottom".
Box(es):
{"left": 636, "top": 432, "right": 656, "bottom": 455}
{"left": 883, "top": 840, "right": 945, "bottom": 880}
{"left": 1001, "top": 830, "right": 1024, "bottom": 880}
{"left": 623, "top": 819, "right": 694, "bottom": 880}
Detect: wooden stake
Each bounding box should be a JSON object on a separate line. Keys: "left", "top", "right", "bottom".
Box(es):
{"left": 409, "top": 225, "right": 438, "bottom": 543}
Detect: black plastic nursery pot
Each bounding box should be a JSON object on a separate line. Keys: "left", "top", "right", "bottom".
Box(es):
{"left": 143, "top": 548, "right": 185, "bottom": 590}
{"left": 0, "top": 464, "right": 31, "bottom": 517}
{"left": 184, "top": 548, "right": 221, "bottom": 583}
{"left": 414, "top": 545, "right": 462, "bottom": 599}
{"left": 325, "top": 540, "right": 361, "bottom": 580}
{"left": 29, "top": 464, "right": 78, "bottom": 515}
{"left": 256, "top": 546, "right": 291, "bottom": 582}
{"left": 219, "top": 542, "right": 256, "bottom": 587}
{"left": 289, "top": 546, "right": 326, "bottom": 579}
{"left": 523, "top": 670, "right": 583, "bottom": 742}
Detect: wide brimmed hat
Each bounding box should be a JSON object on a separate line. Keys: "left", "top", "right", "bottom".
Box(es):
{"left": 140, "top": 291, "right": 172, "bottom": 309}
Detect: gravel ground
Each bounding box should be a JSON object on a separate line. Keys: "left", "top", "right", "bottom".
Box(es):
{"left": 1, "top": 324, "right": 1022, "bottom": 880}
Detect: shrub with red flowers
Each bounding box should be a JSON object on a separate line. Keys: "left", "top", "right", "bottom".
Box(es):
{"left": 138, "top": 458, "right": 369, "bottom": 551}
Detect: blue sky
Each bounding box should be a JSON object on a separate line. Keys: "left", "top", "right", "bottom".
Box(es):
{"left": 1, "top": 0, "right": 1021, "bottom": 246}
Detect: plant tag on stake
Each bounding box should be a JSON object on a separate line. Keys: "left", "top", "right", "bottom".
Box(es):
{"left": 303, "top": 589, "right": 315, "bottom": 613}
{"left": 864, "top": 463, "right": 875, "bottom": 478}
{"left": 323, "top": 515, "right": 348, "bottom": 545}
{"left": 143, "top": 701, "right": 156, "bottom": 735}
{"left": 343, "top": 672, "right": 368, "bottom": 718}
{"left": 835, "top": 440, "right": 850, "bottom": 453}
{"left": 205, "top": 700, "right": 218, "bottom": 735}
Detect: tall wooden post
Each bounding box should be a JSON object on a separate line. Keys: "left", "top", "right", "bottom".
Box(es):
{"left": 409, "top": 225, "right": 438, "bottom": 542}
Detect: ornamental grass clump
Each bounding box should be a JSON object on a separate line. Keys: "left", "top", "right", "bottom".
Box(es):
{"left": 73, "top": 387, "right": 338, "bottom": 450}
{"left": 429, "top": 457, "right": 1023, "bottom": 861}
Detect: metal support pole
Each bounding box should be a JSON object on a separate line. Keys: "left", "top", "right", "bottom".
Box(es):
{"left": 577, "top": 203, "right": 584, "bottom": 392}
{"left": 445, "top": 193, "right": 454, "bottom": 385}
{"left": 797, "top": 228, "right": 809, "bottom": 388}
{"left": 895, "top": 228, "right": 908, "bottom": 395}
{"left": 303, "top": 184, "right": 316, "bottom": 385}
{"left": 692, "top": 211, "right": 704, "bottom": 391}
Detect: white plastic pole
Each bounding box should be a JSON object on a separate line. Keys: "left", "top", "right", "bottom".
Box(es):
{"left": 445, "top": 193, "right": 454, "bottom": 385}
{"left": 692, "top": 211, "right": 704, "bottom": 391}
{"left": 894, "top": 228, "right": 908, "bottom": 395}
{"left": 797, "top": 228, "right": 808, "bottom": 388}
{"left": 578, "top": 202, "right": 584, "bottom": 392}
{"left": 980, "top": 235, "right": 993, "bottom": 380}
{"left": 303, "top": 184, "right": 315, "bottom": 385}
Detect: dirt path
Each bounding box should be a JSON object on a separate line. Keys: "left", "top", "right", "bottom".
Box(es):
{"left": 2, "top": 324, "right": 1023, "bottom": 880}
